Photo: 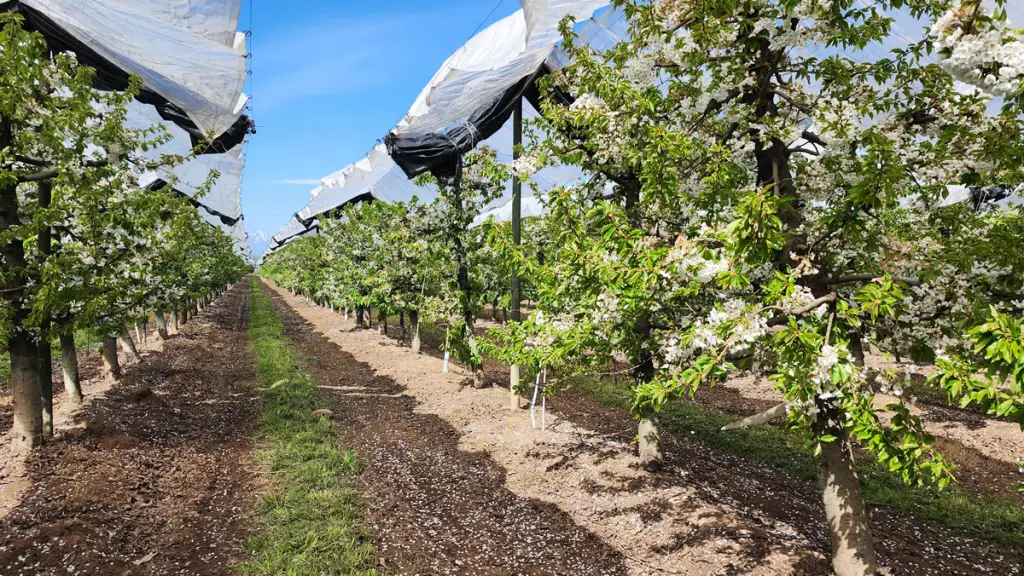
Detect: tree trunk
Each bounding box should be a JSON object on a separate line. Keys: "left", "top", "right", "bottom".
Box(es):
{"left": 2, "top": 124, "right": 43, "bottom": 452}
{"left": 449, "top": 174, "right": 486, "bottom": 389}
{"left": 622, "top": 179, "right": 662, "bottom": 472}
{"left": 356, "top": 306, "right": 366, "bottom": 329}
{"left": 170, "top": 311, "right": 179, "bottom": 334}
{"left": 410, "top": 310, "right": 422, "bottom": 354}
{"left": 39, "top": 336, "right": 53, "bottom": 439}
{"left": 510, "top": 365, "right": 522, "bottom": 410}
{"left": 101, "top": 336, "right": 121, "bottom": 380}
{"left": 10, "top": 333, "right": 43, "bottom": 452}
{"left": 399, "top": 312, "right": 406, "bottom": 344}
{"left": 36, "top": 182, "right": 54, "bottom": 440}
{"left": 638, "top": 413, "right": 663, "bottom": 472}
{"left": 378, "top": 314, "right": 388, "bottom": 336}
{"left": 118, "top": 324, "right": 142, "bottom": 361}
{"left": 154, "top": 311, "right": 169, "bottom": 339}
{"left": 60, "top": 333, "right": 83, "bottom": 404}
{"left": 816, "top": 401, "right": 878, "bottom": 576}
{"left": 491, "top": 298, "right": 499, "bottom": 322}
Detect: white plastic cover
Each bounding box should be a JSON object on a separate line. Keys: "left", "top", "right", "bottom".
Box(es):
{"left": 23, "top": 0, "right": 247, "bottom": 136}
{"left": 305, "top": 146, "right": 433, "bottom": 220}
{"left": 395, "top": 2, "right": 605, "bottom": 136}
{"left": 272, "top": 216, "right": 317, "bottom": 248}
{"left": 129, "top": 102, "right": 245, "bottom": 222}
{"left": 200, "top": 209, "right": 251, "bottom": 258}
{"left": 268, "top": 5, "right": 604, "bottom": 252}
{"left": 118, "top": 0, "right": 244, "bottom": 48}
{"left": 291, "top": 98, "right": 583, "bottom": 230}
{"left": 472, "top": 194, "right": 549, "bottom": 228}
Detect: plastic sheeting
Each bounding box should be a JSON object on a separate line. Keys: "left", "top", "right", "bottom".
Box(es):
{"left": 128, "top": 102, "right": 245, "bottom": 223}
{"left": 200, "top": 209, "right": 251, "bottom": 260}
{"left": 267, "top": 4, "right": 606, "bottom": 256}
{"left": 123, "top": 0, "right": 244, "bottom": 48}
{"left": 288, "top": 99, "right": 581, "bottom": 230}
{"left": 11, "top": 0, "right": 249, "bottom": 138}
{"left": 386, "top": 2, "right": 606, "bottom": 178}
{"left": 270, "top": 216, "right": 319, "bottom": 253}
{"left": 472, "top": 194, "right": 548, "bottom": 228}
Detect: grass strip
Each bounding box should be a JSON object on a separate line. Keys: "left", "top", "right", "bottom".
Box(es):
{"left": 578, "top": 376, "right": 1024, "bottom": 550}
{"left": 239, "top": 278, "right": 376, "bottom": 576}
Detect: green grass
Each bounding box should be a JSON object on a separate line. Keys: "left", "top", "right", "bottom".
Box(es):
{"left": 239, "top": 278, "right": 376, "bottom": 576}
{"left": 578, "top": 376, "right": 1024, "bottom": 550}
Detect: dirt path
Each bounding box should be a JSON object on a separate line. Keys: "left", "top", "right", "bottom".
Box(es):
{"left": 265, "top": 281, "right": 1024, "bottom": 576}
{"left": 0, "top": 284, "right": 259, "bottom": 576}
{"left": 262, "top": 283, "right": 630, "bottom": 576}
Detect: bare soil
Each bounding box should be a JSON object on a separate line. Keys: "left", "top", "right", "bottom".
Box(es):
{"left": 267, "top": 282, "right": 1024, "bottom": 576}
{"left": 263, "top": 284, "right": 631, "bottom": 576}
{"left": 0, "top": 284, "right": 259, "bottom": 576}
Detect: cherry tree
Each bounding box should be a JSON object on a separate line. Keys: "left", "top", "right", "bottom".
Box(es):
{"left": 485, "top": 1, "right": 1024, "bottom": 573}
{"left": 2, "top": 14, "right": 247, "bottom": 450}
{"left": 415, "top": 148, "right": 510, "bottom": 388}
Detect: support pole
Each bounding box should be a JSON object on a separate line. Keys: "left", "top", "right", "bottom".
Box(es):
{"left": 37, "top": 181, "right": 54, "bottom": 439}
{"left": 510, "top": 98, "right": 524, "bottom": 409}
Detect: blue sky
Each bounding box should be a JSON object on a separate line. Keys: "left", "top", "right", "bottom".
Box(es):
{"left": 239, "top": 0, "right": 520, "bottom": 256}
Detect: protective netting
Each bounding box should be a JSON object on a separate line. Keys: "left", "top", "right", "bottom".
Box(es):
{"left": 267, "top": 2, "right": 606, "bottom": 256}
{"left": 9, "top": 0, "right": 249, "bottom": 139}
{"left": 385, "top": 1, "right": 606, "bottom": 178}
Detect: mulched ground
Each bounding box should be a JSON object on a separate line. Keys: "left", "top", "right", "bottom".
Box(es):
{"left": 263, "top": 285, "right": 631, "bottom": 576}
{"left": 0, "top": 283, "right": 259, "bottom": 576}
{"left": 354, "top": 304, "right": 1024, "bottom": 576}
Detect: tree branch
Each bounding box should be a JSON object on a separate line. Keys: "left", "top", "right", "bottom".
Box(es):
{"left": 830, "top": 274, "right": 922, "bottom": 287}
{"left": 766, "top": 293, "right": 838, "bottom": 327}
{"left": 17, "top": 159, "right": 109, "bottom": 183}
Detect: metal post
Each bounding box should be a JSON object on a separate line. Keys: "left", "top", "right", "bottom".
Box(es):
{"left": 510, "top": 98, "right": 523, "bottom": 410}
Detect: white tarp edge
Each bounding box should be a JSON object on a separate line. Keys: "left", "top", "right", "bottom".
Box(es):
{"left": 24, "top": 0, "right": 247, "bottom": 136}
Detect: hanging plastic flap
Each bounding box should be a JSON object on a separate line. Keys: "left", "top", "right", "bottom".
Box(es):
{"left": 200, "top": 210, "right": 251, "bottom": 258}
{"left": 306, "top": 146, "right": 436, "bottom": 220}
{"left": 128, "top": 101, "right": 245, "bottom": 223}
{"left": 387, "top": 72, "right": 540, "bottom": 179}
{"left": 164, "top": 141, "right": 245, "bottom": 221}
{"left": 273, "top": 216, "right": 318, "bottom": 248}
{"left": 395, "top": 12, "right": 528, "bottom": 135}
{"left": 137, "top": 137, "right": 245, "bottom": 222}
{"left": 386, "top": 3, "right": 608, "bottom": 179}
{"left": 18, "top": 0, "right": 247, "bottom": 137}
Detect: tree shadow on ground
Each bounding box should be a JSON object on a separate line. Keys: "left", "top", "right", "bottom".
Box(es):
{"left": 345, "top": 305, "right": 1024, "bottom": 575}
{"left": 265, "top": 289, "right": 635, "bottom": 576}
{"left": 0, "top": 284, "right": 259, "bottom": 576}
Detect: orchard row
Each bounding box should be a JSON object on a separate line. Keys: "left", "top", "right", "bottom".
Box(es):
{"left": 261, "top": 2, "right": 1024, "bottom": 575}
{"left": 1, "top": 16, "right": 249, "bottom": 452}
